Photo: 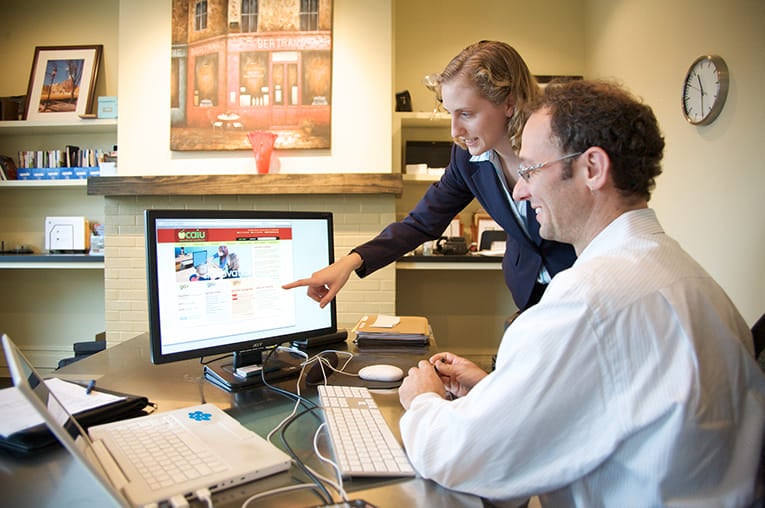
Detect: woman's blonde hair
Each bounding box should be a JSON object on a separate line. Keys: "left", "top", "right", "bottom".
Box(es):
{"left": 438, "top": 40, "right": 539, "bottom": 153}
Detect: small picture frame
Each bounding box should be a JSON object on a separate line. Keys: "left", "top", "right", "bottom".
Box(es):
{"left": 24, "top": 45, "right": 103, "bottom": 121}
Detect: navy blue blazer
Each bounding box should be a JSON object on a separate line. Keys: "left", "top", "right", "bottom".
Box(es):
{"left": 354, "top": 145, "right": 577, "bottom": 310}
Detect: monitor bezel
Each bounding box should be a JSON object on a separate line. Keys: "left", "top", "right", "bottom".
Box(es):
{"left": 144, "top": 208, "right": 337, "bottom": 365}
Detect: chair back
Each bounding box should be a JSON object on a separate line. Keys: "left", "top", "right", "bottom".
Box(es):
{"left": 753, "top": 313, "right": 765, "bottom": 360}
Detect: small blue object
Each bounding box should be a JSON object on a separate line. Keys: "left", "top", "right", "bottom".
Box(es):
{"left": 97, "top": 96, "right": 118, "bottom": 119}
{"left": 188, "top": 411, "right": 212, "bottom": 421}
{"left": 85, "top": 379, "right": 96, "bottom": 395}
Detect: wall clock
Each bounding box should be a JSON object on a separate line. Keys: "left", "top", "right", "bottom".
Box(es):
{"left": 681, "top": 55, "right": 729, "bottom": 126}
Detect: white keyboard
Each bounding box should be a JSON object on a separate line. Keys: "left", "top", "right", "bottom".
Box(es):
{"left": 106, "top": 415, "right": 228, "bottom": 490}
{"left": 317, "top": 385, "right": 415, "bottom": 477}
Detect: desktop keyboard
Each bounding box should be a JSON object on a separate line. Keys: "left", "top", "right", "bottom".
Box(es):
{"left": 317, "top": 385, "right": 415, "bottom": 477}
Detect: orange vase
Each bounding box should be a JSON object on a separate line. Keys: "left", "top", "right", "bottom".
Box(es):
{"left": 246, "top": 131, "right": 277, "bottom": 174}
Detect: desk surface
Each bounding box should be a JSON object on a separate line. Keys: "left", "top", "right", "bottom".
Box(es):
{"left": 0, "top": 333, "right": 482, "bottom": 507}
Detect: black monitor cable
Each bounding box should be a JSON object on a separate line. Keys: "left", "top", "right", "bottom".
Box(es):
{"left": 276, "top": 405, "right": 337, "bottom": 505}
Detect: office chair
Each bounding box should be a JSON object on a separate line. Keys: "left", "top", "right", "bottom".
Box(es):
{"left": 56, "top": 331, "right": 106, "bottom": 369}
{"left": 753, "top": 313, "right": 765, "bottom": 359}
{"left": 752, "top": 313, "right": 765, "bottom": 373}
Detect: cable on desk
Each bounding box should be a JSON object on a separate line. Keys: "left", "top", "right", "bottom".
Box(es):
{"left": 169, "top": 494, "right": 190, "bottom": 508}
{"left": 264, "top": 346, "right": 357, "bottom": 443}
{"left": 313, "top": 421, "right": 348, "bottom": 501}
{"left": 265, "top": 346, "right": 312, "bottom": 444}
{"left": 195, "top": 487, "right": 213, "bottom": 507}
{"left": 198, "top": 353, "right": 233, "bottom": 365}
{"left": 278, "top": 405, "right": 335, "bottom": 505}
{"left": 240, "top": 483, "right": 330, "bottom": 508}
{"left": 305, "top": 348, "right": 356, "bottom": 384}
{"left": 256, "top": 344, "right": 363, "bottom": 505}
{"left": 260, "top": 344, "right": 318, "bottom": 411}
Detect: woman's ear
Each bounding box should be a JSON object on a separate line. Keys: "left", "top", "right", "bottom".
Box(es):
{"left": 504, "top": 96, "right": 515, "bottom": 118}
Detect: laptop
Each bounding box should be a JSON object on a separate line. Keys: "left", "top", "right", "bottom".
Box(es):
{"left": 2, "top": 334, "right": 292, "bottom": 508}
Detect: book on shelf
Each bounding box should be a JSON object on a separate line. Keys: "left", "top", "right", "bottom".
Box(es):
{"left": 0, "top": 155, "right": 17, "bottom": 180}
{"left": 353, "top": 314, "right": 430, "bottom": 346}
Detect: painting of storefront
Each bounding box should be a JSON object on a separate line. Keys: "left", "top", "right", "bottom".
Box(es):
{"left": 170, "top": 0, "right": 332, "bottom": 151}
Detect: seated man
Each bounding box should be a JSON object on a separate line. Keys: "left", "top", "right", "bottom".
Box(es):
{"left": 398, "top": 79, "right": 765, "bottom": 507}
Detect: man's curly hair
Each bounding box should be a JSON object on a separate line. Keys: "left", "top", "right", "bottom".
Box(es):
{"left": 534, "top": 80, "right": 665, "bottom": 202}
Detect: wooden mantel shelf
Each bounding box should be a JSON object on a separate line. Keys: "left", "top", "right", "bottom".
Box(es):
{"left": 87, "top": 173, "right": 403, "bottom": 196}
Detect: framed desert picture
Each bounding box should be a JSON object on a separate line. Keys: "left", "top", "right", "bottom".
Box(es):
{"left": 24, "top": 45, "right": 103, "bottom": 121}
{"left": 170, "top": 0, "right": 333, "bottom": 151}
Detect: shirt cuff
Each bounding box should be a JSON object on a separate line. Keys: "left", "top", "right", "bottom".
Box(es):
{"left": 349, "top": 249, "right": 366, "bottom": 275}
{"left": 409, "top": 391, "right": 444, "bottom": 410}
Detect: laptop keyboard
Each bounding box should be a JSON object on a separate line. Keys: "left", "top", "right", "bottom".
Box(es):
{"left": 317, "top": 385, "right": 415, "bottom": 477}
{"left": 108, "top": 414, "right": 229, "bottom": 491}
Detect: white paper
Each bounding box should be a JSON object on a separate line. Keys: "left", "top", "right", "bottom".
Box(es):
{"left": 371, "top": 314, "right": 401, "bottom": 328}
{"left": 0, "top": 378, "right": 125, "bottom": 437}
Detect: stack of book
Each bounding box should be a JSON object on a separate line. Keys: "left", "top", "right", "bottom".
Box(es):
{"left": 353, "top": 314, "right": 430, "bottom": 346}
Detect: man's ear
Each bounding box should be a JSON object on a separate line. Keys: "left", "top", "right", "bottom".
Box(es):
{"left": 584, "top": 146, "right": 610, "bottom": 191}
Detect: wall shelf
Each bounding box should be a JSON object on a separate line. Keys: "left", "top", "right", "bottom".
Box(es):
{"left": 0, "top": 119, "right": 117, "bottom": 136}
{"left": 0, "top": 254, "right": 104, "bottom": 269}
{"left": 87, "top": 173, "right": 404, "bottom": 196}
{"left": 395, "top": 111, "right": 451, "bottom": 128}
{"left": 397, "top": 255, "right": 501, "bottom": 271}
{"left": 402, "top": 173, "right": 441, "bottom": 182}
{"left": 0, "top": 179, "right": 88, "bottom": 188}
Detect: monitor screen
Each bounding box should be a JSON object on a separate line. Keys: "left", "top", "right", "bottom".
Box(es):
{"left": 144, "top": 209, "right": 336, "bottom": 370}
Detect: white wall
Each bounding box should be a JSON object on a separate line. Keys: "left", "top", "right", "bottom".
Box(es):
{"left": 2, "top": 0, "right": 761, "bottom": 326}
{"left": 117, "top": 0, "right": 393, "bottom": 175}
{"left": 393, "top": 0, "right": 763, "bottom": 324}
{"left": 0, "top": 0, "right": 119, "bottom": 99}
{"left": 585, "top": 0, "right": 765, "bottom": 324}
{"left": 394, "top": 0, "right": 586, "bottom": 112}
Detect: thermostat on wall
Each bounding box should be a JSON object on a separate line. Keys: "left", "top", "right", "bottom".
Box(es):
{"left": 45, "top": 216, "right": 90, "bottom": 253}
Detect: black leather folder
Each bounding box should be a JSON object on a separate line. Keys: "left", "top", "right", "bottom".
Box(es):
{"left": 0, "top": 385, "right": 153, "bottom": 454}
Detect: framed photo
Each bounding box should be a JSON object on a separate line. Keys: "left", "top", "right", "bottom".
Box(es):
{"left": 24, "top": 45, "right": 103, "bottom": 121}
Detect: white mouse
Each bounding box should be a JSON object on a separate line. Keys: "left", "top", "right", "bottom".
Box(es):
{"left": 358, "top": 364, "right": 405, "bottom": 382}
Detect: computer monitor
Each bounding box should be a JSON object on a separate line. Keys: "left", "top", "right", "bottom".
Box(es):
{"left": 144, "top": 209, "right": 337, "bottom": 391}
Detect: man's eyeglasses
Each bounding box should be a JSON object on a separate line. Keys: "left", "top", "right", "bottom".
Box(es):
{"left": 517, "top": 152, "right": 583, "bottom": 182}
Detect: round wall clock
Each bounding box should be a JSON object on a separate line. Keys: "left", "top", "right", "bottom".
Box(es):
{"left": 681, "top": 55, "right": 729, "bottom": 126}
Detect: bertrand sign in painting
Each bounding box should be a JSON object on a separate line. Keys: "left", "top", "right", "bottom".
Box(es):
{"left": 170, "top": 0, "right": 333, "bottom": 151}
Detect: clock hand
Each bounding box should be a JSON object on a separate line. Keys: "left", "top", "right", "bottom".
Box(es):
{"left": 697, "top": 75, "right": 706, "bottom": 96}
{"left": 697, "top": 75, "right": 705, "bottom": 111}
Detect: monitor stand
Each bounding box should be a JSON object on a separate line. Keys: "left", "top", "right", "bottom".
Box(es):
{"left": 203, "top": 347, "right": 302, "bottom": 392}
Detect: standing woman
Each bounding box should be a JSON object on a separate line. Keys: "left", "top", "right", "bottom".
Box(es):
{"left": 284, "top": 41, "right": 576, "bottom": 311}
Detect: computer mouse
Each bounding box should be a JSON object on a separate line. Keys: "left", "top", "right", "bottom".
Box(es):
{"left": 358, "top": 364, "right": 405, "bottom": 382}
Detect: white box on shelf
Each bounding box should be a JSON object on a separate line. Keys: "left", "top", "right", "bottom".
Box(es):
{"left": 44, "top": 216, "right": 90, "bottom": 252}
{"left": 404, "top": 163, "right": 427, "bottom": 174}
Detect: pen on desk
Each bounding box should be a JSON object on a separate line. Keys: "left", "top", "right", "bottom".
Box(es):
{"left": 85, "top": 379, "right": 96, "bottom": 395}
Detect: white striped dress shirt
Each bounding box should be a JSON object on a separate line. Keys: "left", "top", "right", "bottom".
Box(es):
{"left": 400, "top": 208, "right": 765, "bottom": 507}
